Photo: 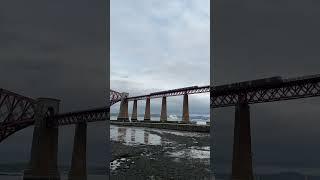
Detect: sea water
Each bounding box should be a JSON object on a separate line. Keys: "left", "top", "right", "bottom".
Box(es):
{"left": 110, "top": 113, "right": 210, "bottom": 124}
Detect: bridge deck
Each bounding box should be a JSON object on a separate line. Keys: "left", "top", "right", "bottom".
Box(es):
{"left": 110, "top": 121, "right": 210, "bottom": 133}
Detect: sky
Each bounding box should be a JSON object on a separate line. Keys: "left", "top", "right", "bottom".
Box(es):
{"left": 0, "top": 0, "right": 107, "bottom": 113}
{"left": 213, "top": 0, "right": 320, "bottom": 174}
{"left": 110, "top": 0, "right": 210, "bottom": 114}
{"left": 0, "top": 0, "right": 107, "bottom": 168}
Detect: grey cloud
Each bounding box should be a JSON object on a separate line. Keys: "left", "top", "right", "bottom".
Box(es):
{"left": 0, "top": 0, "right": 107, "bottom": 168}
{"left": 214, "top": 0, "right": 320, "bottom": 171}
{"left": 111, "top": 0, "right": 210, "bottom": 104}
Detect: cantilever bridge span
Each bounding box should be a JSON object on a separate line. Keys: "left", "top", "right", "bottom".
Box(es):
{"left": 111, "top": 74, "right": 320, "bottom": 180}
{"left": 126, "top": 85, "right": 210, "bottom": 101}
{"left": 112, "top": 74, "right": 320, "bottom": 125}
{"left": 0, "top": 88, "right": 126, "bottom": 142}
{"left": 2, "top": 74, "right": 320, "bottom": 179}
{"left": 210, "top": 74, "right": 320, "bottom": 180}
{"left": 0, "top": 88, "right": 126, "bottom": 180}
{"left": 114, "top": 85, "right": 210, "bottom": 123}
{"left": 211, "top": 75, "right": 320, "bottom": 107}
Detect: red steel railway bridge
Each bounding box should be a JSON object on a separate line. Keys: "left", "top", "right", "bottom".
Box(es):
{"left": 1, "top": 74, "right": 320, "bottom": 179}
{"left": 112, "top": 74, "right": 320, "bottom": 180}
{"left": 210, "top": 74, "right": 320, "bottom": 180}
{"left": 0, "top": 89, "right": 126, "bottom": 180}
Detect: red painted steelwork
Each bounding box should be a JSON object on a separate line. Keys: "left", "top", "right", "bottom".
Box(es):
{"left": 126, "top": 85, "right": 210, "bottom": 101}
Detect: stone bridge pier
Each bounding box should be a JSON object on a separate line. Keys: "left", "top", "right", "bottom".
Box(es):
{"left": 118, "top": 94, "right": 192, "bottom": 124}
{"left": 23, "top": 98, "right": 89, "bottom": 180}
{"left": 144, "top": 97, "right": 151, "bottom": 122}
{"left": 68, "top": 122, "right": 87, "bottom": 180}
{"left": 117, "top": 99, "right": 129, "bottom": 122}
{"left": 182, "top": 94, "right": 190, "bottom": 123}
{"left": 131, "top": 100, "right": 138, "bottom": 122}
{"left": 231, "top": 103, "right": 253, "bottom": 180}
{"left": 23, "top": 98, "right": 61, "bottom": 180}
{"left": 160, "top": 96, "right": 167, "bottom": 122}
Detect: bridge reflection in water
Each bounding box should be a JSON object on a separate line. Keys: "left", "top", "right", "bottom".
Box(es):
{"left": 110, "top": 125, "right": 161, "bottom": 145}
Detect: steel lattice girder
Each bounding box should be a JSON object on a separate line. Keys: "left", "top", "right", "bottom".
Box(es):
{"left": 126, "top": 85, "right": 210, "bottom": 101}
{"left": 51, "top": 106, "right": 109, "bottom": 126}
{"left": 2, "top": 74, "right": 320, "bottom": 141}
{"left": 110, "top": 89, "right": 128, "bottom": 106}
{"left": 0, "top": 89, "right": 36, "bottom": 142}
{"left": 210, "top": 79, "right": 320, "bottom": 108}
{"left": 0, "top": 89, "right": 113, "bottom": 142}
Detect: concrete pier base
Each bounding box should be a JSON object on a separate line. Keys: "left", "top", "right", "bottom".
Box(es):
{"left": 182, "top": 94, "right": 190, "bottom": 123}
{"left": 131, "top": 100, "right": 138, "bottom": 122}
{"left": 231, "top": 103, "right": 253, "bottom": 180}
{"left": 117, "top": 99, "right": 129, "bottom": 122}
{"left": 160, "top": 97, "right": 167, "bottom": 122}
{"left": 23, "top": 98, "right": 60, "bottom": 180}
{"left": 68, "top": 122, "right": 87, "bottom": 180}
{"left": 144, "top": 97, "right": 151, "bottom": 122}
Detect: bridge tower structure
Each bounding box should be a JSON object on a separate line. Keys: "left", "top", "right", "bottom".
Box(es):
{"left": 23, "top": 98, "right": 61, "bottom": 180}
{"left": 144, "top": 97, "right": 151, "bottom": 122}
{"left": 68, "top": 121, "right": 87, "bottom": 180}
{"left": 131, "top": 100, "right": 138, "bottom": 122}
{"left": 117, "top": 92, "right": 129, "bottom": 122}
{"left": 160, "top": 96, "right": 167, "bottom": 122}
{"left": 182, "top": 94, "right": 190, "bottom": 123}
{"left": 231, "top": 94, "right": 253, "bottom": 180}
{"left": 0, "top": 88, "right": 113, "bottom": 180}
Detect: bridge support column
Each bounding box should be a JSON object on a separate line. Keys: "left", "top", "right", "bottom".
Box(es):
{"left": 232, "top": 103, "right": 253, "bottom": 180}
{"left": 117, "top": 99, "right": 129, "bottom": 122}
{"left": 23, "top": 98, "right": 60, "bottom": 180}
{"left": 131, "top": 100, "right": 138, "bottom": 122}
{"left": 68, "top": 122, "right": 87, "bottom": 180}
{"left": 182, "top": 94, "right": 190, "bottom": 123}
{"left": 144, "top": 97, "right": 151, "bottom": 122}
{"left": 160, "top": 97, "right": 167, "bottom": 122}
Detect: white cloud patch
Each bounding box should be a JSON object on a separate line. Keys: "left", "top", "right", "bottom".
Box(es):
{"left": 111, "top": 0, "right": 210, "bottom": 113}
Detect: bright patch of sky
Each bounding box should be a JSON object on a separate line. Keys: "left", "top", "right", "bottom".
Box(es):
{"left": 111, "top": 0, "right": 210, "bottom": 114}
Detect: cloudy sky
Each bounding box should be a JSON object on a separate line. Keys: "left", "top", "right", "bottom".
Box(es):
{"left": 0, "top": 0, "right": 107, "bottom": 112}
{"left": 213, "top": 0, "right": 320, "bottom": 175}
{"left": 0, "top": 0, "right": 107, "bottom": 169}
{"left": 110, "top": 0, "right": 210, "bottom": 114}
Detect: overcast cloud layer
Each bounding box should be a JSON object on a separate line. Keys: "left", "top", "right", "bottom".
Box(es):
{"left": 0, "top": 0, "right": 107, "bottom": 169}
{"left": 111, "top": 0, "right": 210, "bottom": 114}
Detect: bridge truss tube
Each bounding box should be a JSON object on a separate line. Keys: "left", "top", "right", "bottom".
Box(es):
{"left": 23, "top": 98, "right": 60, "bottom": 180}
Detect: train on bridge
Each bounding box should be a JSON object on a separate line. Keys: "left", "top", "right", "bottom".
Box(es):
{"left": 215, "top": 76, "right": 283, "bottom": 91}
{"left": 150, "top": 86, "right": 199, "bottom": 96}
{"left": 215, "top": 74, "right": 320, "bottom": 92}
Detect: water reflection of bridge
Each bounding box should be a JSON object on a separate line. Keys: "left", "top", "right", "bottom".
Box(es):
{"left": 111, "top": 126, "right": 161, "bottom": 146}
